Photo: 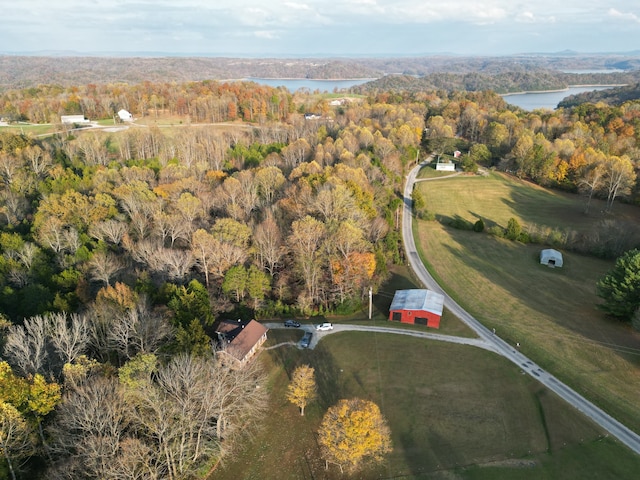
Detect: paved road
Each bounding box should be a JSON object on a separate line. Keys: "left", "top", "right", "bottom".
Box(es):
{"left": 263, "top": 322, "right": 494, "bottom": 352}
{"left": 263, "top": 162, "right": 640, "bottom": 455}
{"left": 402, "top": 160, "right": 640, "bottom": 455}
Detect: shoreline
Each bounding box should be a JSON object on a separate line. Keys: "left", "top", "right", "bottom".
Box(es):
{"left": 501, "top": 84, "right": 626, "bottom": 96}
{"left": 243, "top": 77, "right": 377, "bottom": 81}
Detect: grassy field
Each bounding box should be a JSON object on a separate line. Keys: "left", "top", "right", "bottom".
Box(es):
{"left": 0, "top": 122, "right": 56, "bottom": 136}
{"left": 214, "top": 331, "right": 640, "bottom": 479}
{"left": 211, "top": 171, "right": 640, "bottom": 479}
{"left": 413, "top": 171, "right": 640, "bottom": 432}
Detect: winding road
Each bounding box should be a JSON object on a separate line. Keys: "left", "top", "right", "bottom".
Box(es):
{"left": 266, "top": 160, "right": 640, "bottom": 455}
{"left": 402, "top": 160, "right": 640, "bottom": 455}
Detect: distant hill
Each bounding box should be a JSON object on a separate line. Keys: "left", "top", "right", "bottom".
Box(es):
{"left": 0, "top": 56, "right": 381, "bottom": 91}
{"left": 2, "top": 53, "right": 640, "bottom": 92}
{"left": 558, "top": 83, "right": 640, "bottom": 108}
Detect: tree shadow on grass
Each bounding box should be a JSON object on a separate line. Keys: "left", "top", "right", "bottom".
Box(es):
{"left": 309, "top": 342, "right": 343, "bottom": 409}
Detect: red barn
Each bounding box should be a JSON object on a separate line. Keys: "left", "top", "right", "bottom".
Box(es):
{"left": 389, "top": 289, "right": 444, "bottom": 329}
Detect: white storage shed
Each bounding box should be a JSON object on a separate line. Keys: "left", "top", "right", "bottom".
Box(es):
{"left": 540, "top": 249, "right": 563, "bottom": 268}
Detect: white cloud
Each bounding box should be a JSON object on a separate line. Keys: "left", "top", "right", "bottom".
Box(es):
{"left": 0, "top": 1, "right": 638, "bottom": 55}
{"left": 608, "top": 8, "right": 640, "bottom": 23}
{"left": 254, "top": 30, "right": 281, "bottom": 39}
{"left": 516, "top": 11, "right": 556, "bottom": 24}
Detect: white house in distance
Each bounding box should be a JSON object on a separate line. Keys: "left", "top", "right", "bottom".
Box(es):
{"left": 435, "top": 157, "right": 456, "bottom": 171}
{"left": 118, "top": 109, "right": 133, "bottom": 122}
{"left": 540, "top": 249, "right": 563, "bottom": 268}
{"left": 61, "top": 115, "right": 90, "bottom": 125}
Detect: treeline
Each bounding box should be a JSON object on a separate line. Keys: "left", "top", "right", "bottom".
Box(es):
{"left": 558, "top": 83, "right": 640, "bottom": 108}
{"left": 0, "top": 80, "right": 297, "bottom": 124}
{"left": 0, "top": 56, "right": 381, "bottom": 91}
{"left": 4, "top": 53, "right": 640, "bottom": 92}
{"left": 352, "top": 69, "right": 640, "bottom": 95}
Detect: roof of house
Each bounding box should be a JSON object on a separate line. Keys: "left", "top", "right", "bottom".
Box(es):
{"left": 61, "top": 114, "right": 88, "bottom": 123}
{"left": 540, "top": 248, "right": 562, "bottom": 258}
{"left": 389, "top": 289, "right": 444, "bottom": 316}
{"left": 215, "top": 319, "right": 268, "bottom": 362}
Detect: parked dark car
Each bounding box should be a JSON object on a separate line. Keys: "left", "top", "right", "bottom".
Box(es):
{"left": 300, "top": 331, "right": 312, "bottom": 348}
{"left": 284, "top": 319, "right": 301, "bottom": 328}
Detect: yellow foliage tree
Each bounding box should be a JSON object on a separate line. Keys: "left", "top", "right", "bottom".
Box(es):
{"left": 0, "top": 402, "right": 34, "bottom": 480}
{"left": 286, "top": 364, "right": 316, "bottom": 416}
{"left": 318, "top": 398, "right": 392, "bottom": 474}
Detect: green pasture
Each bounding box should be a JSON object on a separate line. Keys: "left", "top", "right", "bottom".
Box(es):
{"left": 416, "top": 170, "right": 640, "bottom": 233}
{"left": 0, "top": 122, "right": 55, "bottom": 136}
{"left": 215, "top": 331, "right": 640, "bottom": 479}
{"left": 413, "top": 171, "right": 640, "bottom": 432}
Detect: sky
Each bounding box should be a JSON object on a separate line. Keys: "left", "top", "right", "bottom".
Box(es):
{"left": 2, "top": 0, "right": 640, "bottom": 57}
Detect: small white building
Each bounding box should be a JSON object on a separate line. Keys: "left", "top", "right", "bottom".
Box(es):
{"left": 435, "top": 160, "right": 456, "bottom": 171}
{"left": 118, "top": 109, "right": 133, "bottom": 122}
{"left": 61, "top": 115, "right": 89, "bottom": 124}
{"left": 540, "top": 249, "right": 563, "bottom": 268}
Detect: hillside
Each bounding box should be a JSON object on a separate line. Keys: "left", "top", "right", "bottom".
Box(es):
{"left": 558, "top": 83, "right": 640, "bottom": 107}
{"left": 3, "top": 53, "right": 640, "bottom": 93}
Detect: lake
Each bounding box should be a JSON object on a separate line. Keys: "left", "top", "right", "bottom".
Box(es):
{"left": 503, "top": 86, "right": 615, "bottom": 111}
{"left": 245, "top": 77, "right": 374, "bottom": 92}
{"left": 247, "top": 77, "right": 616, "bottom": 110}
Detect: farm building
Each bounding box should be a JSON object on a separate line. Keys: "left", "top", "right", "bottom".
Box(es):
{"left": 214, "top": 319, "right": 268, "bottom": 367}
{"left": 389, "top": 289, "right": 445, "bottom": 329}
{"left": 118, "top": 109, "right": 133, "bottom": 122}
{"left": 435, "top": 158, "right": 456, "bottom": 171}
{"left": 540, "top": 249, "right": 563, "bottom": 268}
{"left": 61, "top": 115, "right": 89, "bottom": 124}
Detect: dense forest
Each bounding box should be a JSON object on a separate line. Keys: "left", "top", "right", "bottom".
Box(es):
{"left": 558, "top": 83, "right": 640, "bottom": 108}
{"left": 3, "top": 53, "right": 640, "bottom": 92}
{"left": 2, "top": 71, "right": 640, "bottom": 478}
{"left": 353, "top": 69, "right": 640, "bottom": 94}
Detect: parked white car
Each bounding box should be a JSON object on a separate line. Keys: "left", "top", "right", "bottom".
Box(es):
{"left": 315, "top": 322, "right": 334, "bottom": 331}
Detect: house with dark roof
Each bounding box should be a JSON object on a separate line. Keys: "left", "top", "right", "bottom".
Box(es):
{"left": 389, "top": 289, "right": 444, "bottom": 329}
{"left": 214, "top": 319, "right": 268, "bottom": 367}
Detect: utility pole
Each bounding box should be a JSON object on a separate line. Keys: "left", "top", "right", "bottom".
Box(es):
{"left": 368, "top": 287, "right": 372, "bottom": 320}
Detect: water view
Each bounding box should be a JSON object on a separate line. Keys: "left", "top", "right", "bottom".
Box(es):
{"left": 245, "top": 77, "right": 374, "bottom": 92}
{"left": 503, "top": 86, "right": 615, "bottom": 111}
{"left": 247, "top": 77, "right": 616, "bottom": 111}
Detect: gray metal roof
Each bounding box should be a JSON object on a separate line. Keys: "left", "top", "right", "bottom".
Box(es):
{"left": 389, "top": 289, "right": 444, "bottom": 316}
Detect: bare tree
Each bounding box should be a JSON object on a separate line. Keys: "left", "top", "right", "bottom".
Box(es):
{"left": 255, "top": 165, "right": 286, "bottom": 206}
{"left": 153, "top": 211, "right": 190, "bottom": 247}
{"left": 48, "top": 312, "right": 90, "bottom": 366}
{"left": 87, "top": 250, "right": 124, "bottom": 285}
{"left": 4, "top": 315, "right": 49, "bottom": 376}
{"left": 103, "top": 437, "right": 162, "bottom": 480}
{"left": 23, "top": 144, "right": 53, "bottom": 179}
{"left": 89, "top": 219, "right": 127, "bottom": 245}
{"left": 49, "top": 377, "right": 129, "bottom": 479}
{"left": 155, "top": 248, "right": 195, "bottom": 282}
{"left": 368, "top": 216, "right": 390, "bottom": 244}
{"left": 233, "top": 170, "right": 260, "bottom": 219}
{"left": 602, "top": 154, "right": 636, "bottom": 212}
{"left": 253, "top": 213, "right": 285, "bottom": 277}
{"left": 109, "top": 297, "right": 173, "bottom": 360}
{"left": 35, "top": 216, "right": 66, "bottom": 253}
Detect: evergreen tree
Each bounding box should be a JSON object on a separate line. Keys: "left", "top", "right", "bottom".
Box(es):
{"left": 596, "top": 249, "right": 640, "bottom": 321}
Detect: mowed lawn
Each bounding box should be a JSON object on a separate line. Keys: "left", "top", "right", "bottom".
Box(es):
{"left": 414, "top": 171, "right": 640, "bottom": 432}
{"left": 214, "top": 331, "right": 640, "bottom": 480}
